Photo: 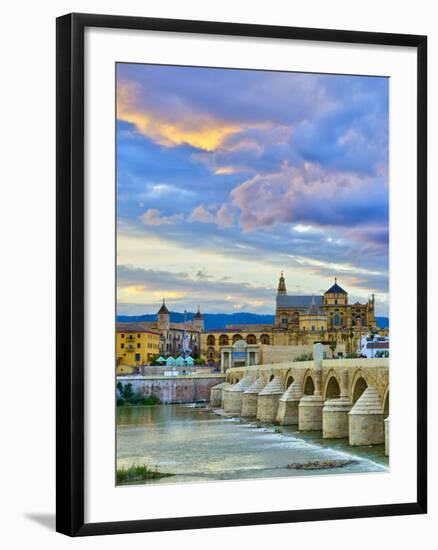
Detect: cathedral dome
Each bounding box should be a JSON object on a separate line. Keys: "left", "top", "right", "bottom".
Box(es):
{"left": 325, "top": 278, "right": 347, "bottom": 295}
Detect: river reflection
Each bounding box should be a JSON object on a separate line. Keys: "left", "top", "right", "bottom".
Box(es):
{"left": 117, "top": 404, "right": 388, "bottom": 485}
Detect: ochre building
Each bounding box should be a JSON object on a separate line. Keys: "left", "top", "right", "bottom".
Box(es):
{"left": 118, "top": 300, "right": 205, "bottom": 358}
{"left": 116, "top": 324, "right": 161, "bottom": 374}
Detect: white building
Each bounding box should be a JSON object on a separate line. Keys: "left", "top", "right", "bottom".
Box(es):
{"left": 360, "top": 334, "right": 390, "bottom": 358}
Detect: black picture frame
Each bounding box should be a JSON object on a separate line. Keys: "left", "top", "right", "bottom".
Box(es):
{"left": 56, "top": 12, "right": 427, "bottom": 537}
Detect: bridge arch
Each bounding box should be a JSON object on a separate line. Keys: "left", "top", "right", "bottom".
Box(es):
{"left": 303, "top": 370, "right": 315, "bottom": 395}
{"left": 324, "top": 370, "right": 341, "bottom": 399}
{"left": 284, "top": 369, "right": 294, "bottom": 389}
{"left": 351, "top": 370, "right": 368, "bottom": 404}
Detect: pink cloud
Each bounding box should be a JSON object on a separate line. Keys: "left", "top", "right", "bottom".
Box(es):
{"left": 216, "top": 205, "right": 234, "bottom": 227}
{"left": 230, "top": 163, "right": 386, "bottom": 232}
{"left": 189, "top": 205, "right": 215, "bottom": 224}
{"left": 141, "top": 209, "right": 183, "bottom": 226}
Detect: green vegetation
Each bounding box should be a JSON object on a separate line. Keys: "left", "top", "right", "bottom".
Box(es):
{"left": 329, "top": 340, "right": 337, "bottom": 358}
{"left": 294, "top": 352, "right": 313, "bottom": 362}
{"left": 117, "top": 464, "right": 174, "bottom": 485}
{"left": 116, "top": 382, "right": 161, "bottom": 407}
{"left": 346, "top": 352, "right": 361, "bottom": 358}
{"left": 192, "top": 354, "right": 206, "bottom": 365}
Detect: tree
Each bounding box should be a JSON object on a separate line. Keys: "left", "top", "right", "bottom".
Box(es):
{"left": 329, "top": 339, "right": 337, "bottom": 359}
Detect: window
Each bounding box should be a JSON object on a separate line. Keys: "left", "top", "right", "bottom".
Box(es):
{"left": 334, "top": 299, "right": 338, "bottom": 304}
{"left": 121, "top": 334, "right": 125, "bottom": 338}
{"left": 311, "top": 325, "right": 315, "bottom": 331}
{"left": 282, "top": 318, "right": 287, "bottom": 325}
{"left": 135, "top": 353, "right": 141, "bottom": 362}
{"left": 137, "top": 334, "right": 141, "bottom": 338}
{"left": 137, "top": 343, "right": 141, "bottom": 348}
{"left": 121, "top": 343, "right": 124, "bottom": 349}
{"left": 219, "top": 335, "right": 229, "bottom": 346}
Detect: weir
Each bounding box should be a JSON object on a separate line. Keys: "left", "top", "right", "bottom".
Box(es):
{"left": 209, "top": 344, "right": 389, "bottom": 454}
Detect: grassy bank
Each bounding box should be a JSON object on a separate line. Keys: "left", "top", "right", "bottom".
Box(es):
{"left": 117, "top": 464, "right": 174, "bottom": 485}
{"left": 117, "top": 382, "right": 160, "bottom": 407}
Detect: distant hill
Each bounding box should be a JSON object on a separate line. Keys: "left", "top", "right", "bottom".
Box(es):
{"left": 117, "top": 311, "right": 275, "bottom": 331}
{"left": 375, "top": 316, "right": 389, "bottom": 328}
{"left": 117, "top": 311, "right": 389, "bottom": 331}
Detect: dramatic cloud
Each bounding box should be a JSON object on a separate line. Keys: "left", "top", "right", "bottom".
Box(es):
{"left": 118, "top": 79, "right": 262, "bottom": 151}
{"left": 230, "top": 162, "right": 388, "bottom": 233}
{"left": 116, "top": 64, "right": 389, "bottom": 315}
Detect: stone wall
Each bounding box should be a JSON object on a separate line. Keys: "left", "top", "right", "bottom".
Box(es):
{"left": 117, "top": 374, "right": 225, "bottom": 403}
{"left": 259, "top": 343, "right": 346, "bottom": 364}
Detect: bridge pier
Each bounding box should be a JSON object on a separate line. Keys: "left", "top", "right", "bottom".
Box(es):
{"left": 221, "top": 382, "right": 231, "bottom": 408}
{"left": 298, "top": 395, "right": 324, "bottom": 431}
{"left": 384, "top": 416, "right": 389, "bottom": 456}
{"left": 242, "top": 377, "right": 267, "bottom": 417}
{"left": 223, "top": 375, "right": 254, "bottom": 414}
{"left": 276, "top": 382, "right": 302, "bottom": 425}
{"left": 299, "top": 344, "right": 324, "bottom": 431}
{"left": 322, "top": 369, "right": 352, "bottom": 438}
{"left": 349, "top": 387, "right": 384, "bottom": 445}
{"left": 209, "top": 382, "right": 230, "bottom": 408}
{"left": 256, "top": 376, "right": 284, "bottom": 423}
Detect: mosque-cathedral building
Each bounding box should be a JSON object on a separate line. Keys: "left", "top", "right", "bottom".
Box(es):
{"left": 117, "top": 274, "right": 380, "bottom": 372}
{"left": 201, "top": 274, "right": 378, "bottom": 370}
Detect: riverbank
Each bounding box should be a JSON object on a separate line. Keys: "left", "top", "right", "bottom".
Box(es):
{"left": 116, "top": 374, "right": 225, "bottom": 404}
{"left": 117, "top": 464, "right": 174, "bottom": 485}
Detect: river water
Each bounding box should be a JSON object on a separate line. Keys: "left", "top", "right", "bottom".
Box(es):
{"left": 117, "top": 404, "right": 388, "bottom": 485}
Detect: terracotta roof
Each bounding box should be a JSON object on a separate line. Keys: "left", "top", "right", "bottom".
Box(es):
{"left": 116, "top": 323, "right": 160, "bottom": 335}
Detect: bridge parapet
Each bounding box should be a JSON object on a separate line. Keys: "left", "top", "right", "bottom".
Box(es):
{"left": 225, "top": 357, "right": 389, "bottom": 403}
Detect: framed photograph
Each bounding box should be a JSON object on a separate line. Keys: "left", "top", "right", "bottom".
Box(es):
{"left": 56, "top": 13, "right": 427, "bottom": 536}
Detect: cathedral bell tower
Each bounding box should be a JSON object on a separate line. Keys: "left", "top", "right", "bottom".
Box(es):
{"left": 193, "top": 305, "right": 204, "bottom": 332}
{"left": 277, "top": 271, "right": 287, "bottom": 295}
{"left": 157, "top": 298, "right": 170, "bottom": 331}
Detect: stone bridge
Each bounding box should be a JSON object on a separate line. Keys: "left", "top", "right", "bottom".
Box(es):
{"left": 209, "top": 344, "right": 389, "bottom": 454}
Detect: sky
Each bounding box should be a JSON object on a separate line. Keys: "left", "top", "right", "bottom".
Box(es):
{"left": 116, "top": 63, "right": 389, "bottom": 317}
